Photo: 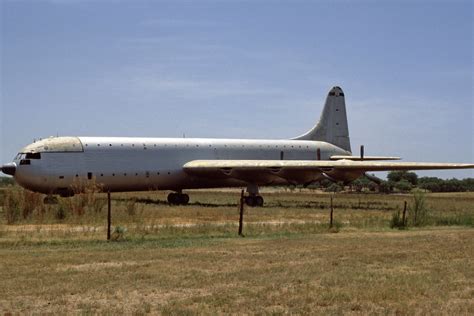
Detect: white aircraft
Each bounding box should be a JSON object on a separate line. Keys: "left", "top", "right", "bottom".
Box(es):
{"left": 2, "top": 86, "right": 473, "bottom": 206}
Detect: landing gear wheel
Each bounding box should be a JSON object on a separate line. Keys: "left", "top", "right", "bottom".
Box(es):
{"left": 167, "top": 193, "right": 189, "bottom": 205}
{"left": 179, "top": 194, "right": 189, "bottom": 205}
{"left": 167, "top": 193, "right": 179, "bottom": 205}
{"left": 245, "top": 196, "right": 256, "bottom": 207}
{"left": 244, "top": 195, "right": 264, "bottom": 207}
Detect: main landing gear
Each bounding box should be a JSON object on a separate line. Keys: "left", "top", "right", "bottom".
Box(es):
{"left": 167, "top": 192, "right": 189, "bottom": 205}
{"left": 244, "top": 195, "right": 264, "bottom": 207}
{"left": 244, "top": 184, "right": 264, "bottom": 207}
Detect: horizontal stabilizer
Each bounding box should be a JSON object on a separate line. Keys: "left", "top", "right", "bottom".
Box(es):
{"left": 330, "top": 155, "right": 401, "bottom": 161}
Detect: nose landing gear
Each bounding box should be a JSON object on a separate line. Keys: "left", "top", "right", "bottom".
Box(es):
{"left": 167, "top": 192, "right": 190, "bottom": 205}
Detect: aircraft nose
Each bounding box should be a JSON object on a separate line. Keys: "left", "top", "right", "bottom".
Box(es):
{"left": 1, "top": 162, "right": 16, "bottom": 176}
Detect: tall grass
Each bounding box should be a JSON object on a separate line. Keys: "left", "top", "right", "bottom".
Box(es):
{"left": 1, "top": 187, "right": 473, "bottom": 239}
{"left": 4, "top": 188, "right": 43, "bottom": 224}
{"left": 390, "top": 191, "right": 429, "bottom": 229}
{"left": 410, "top": 191, "right": 429, "bottom": 226}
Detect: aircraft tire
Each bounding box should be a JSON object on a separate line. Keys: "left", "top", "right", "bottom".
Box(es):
{"left": 180, "top": 194, "right": 189, "bottom": 205}
{"left": 168, "top": 193, "right": 189, "bottom": 205}
{"left": 167, "top": 193, "right": 178, "bottom": 205}
{"left": 245, "top": 195, "right": 264, "bottom": 207}
{"left": 245, "top": 196, "right": 258, "bottom": 207}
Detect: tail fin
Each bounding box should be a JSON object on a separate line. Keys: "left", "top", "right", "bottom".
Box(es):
{"left": 292, "top": 86, "right": 351, "bottom": 153}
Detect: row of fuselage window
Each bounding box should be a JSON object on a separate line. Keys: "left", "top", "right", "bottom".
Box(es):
{"left": 83, "top": 143, "right": 313, "bottom": 150}
{"left": 65, "top": 171, "right": 173, "bottom": 180}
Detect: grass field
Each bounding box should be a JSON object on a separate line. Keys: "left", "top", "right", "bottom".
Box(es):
{"left": 0, "top": 189, "right": 473, "bottom": 314}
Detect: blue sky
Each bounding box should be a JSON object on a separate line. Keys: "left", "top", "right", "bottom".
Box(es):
{"left": 1, "top": 0, "right": 472, "bottom": 178}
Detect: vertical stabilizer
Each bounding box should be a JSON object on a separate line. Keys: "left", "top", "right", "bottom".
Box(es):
{"left": 292, "top": 86, "right": 351, "bottom": 153}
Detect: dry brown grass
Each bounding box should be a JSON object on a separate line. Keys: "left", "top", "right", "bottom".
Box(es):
{"left": 1, "top": 189, "right": 473, "bottom": 241}
{"left": 0, "top": 189, "right": 473, "bottom": 314}
{"left": 0, "top": 229, "right": 473, "bottom": 314}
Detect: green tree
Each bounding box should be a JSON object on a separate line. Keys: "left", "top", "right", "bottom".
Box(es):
{"left": 351, "top": 176, "right": 371, "bottom": 192}
{"left": 387, "top": 171, "right": 418, "bottom": 185}
{"left": 325, "top": 182, "right": 343, "bottom": 193}
{"left": 393, "top": 179, "right": 412, "bottom": 193}
{"left": 378, "top": 180, "right": 393, "bottom": 194}
{"left": 418, "top": 177, "right": 442, "bottom": 192}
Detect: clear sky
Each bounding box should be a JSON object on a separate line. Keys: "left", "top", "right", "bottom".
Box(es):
{"left": 1, "top": 0, "right": 473, "bottom": 179}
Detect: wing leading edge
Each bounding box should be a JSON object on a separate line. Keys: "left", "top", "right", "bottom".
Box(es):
{"left": 183, "top": 159, "right": 474, "bottom": 185}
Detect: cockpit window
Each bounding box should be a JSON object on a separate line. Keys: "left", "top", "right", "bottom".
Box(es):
{"left": 26, "top": 153, "right": 41, "bottom": 159}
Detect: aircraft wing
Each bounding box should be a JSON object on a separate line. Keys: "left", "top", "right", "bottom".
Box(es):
{"left": 183, "top": 159, "right": 474, "bottom": 184}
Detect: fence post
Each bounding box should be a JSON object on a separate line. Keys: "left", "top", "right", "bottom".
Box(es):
{"left": 402, "top": 201, "right": 407, "bottom": 226}
{"left": 107, "top": 191, "right": 111, "bottom": 240}
{"left": 329, "top": 195, "right": 334, "bottom": 228}
{"left": 238, "top": 190, "right": 245, "bottom": 236}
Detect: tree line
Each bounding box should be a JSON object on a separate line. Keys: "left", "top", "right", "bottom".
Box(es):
{"left": 307, "top": 171, "right": 474, "bottom": 193}
{"left": 1, "top": 171, "right": 473, "bottom": 193}
{"left": 351, "top": 171, "right": 474, "bottom": 193}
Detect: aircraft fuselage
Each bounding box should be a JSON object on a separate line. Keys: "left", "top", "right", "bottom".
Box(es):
{"left": 13, "top": 136, "right": 348, "bottom": 195}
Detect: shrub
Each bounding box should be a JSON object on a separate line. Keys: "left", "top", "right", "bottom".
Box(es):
{"left": 390, "top": 210, "right": 407, "bottom": 229}
{"left": 393, "top": 180, "right": 412, "bottom": 193}
{"left": 409, "top": 191, "right": 429, "bottom": 226}
{"left": 4, "top": 189, "right": 22, "bottom": 224}
{"left": 328, "top": 220, "right": 343, "bottom": 233}
{"left": 325, "top": 183, "right": 343, "bottom": 193}
{"left": 111, "top": 226, "right": 127, "bottom": 241}
{"left": 378, "top": 180, "right": 393, "bottom": 194}
{"left": 22, "top": 190, "right": 42, "bottom": 219}
{"left": 3, "top": 187, "right": 42, "bottom": 223}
